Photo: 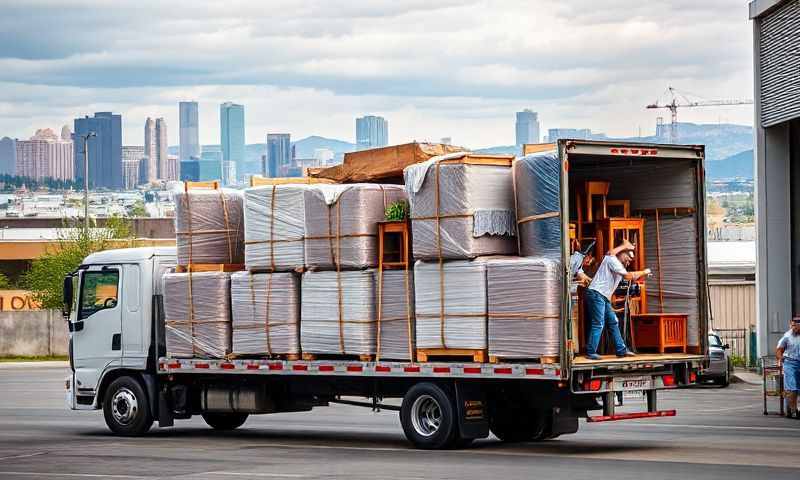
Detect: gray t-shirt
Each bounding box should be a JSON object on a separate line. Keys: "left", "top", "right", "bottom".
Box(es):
{"left": 778, "top": 329, "right": 800, "bottom": 361}
{"left": 588, "top": 255, "right": 628, "bottom": 300}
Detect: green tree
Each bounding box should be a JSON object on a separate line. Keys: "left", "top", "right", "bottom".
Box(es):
{"left": 21, "top": 219, "right": 132, "bottom": 309}
{"left": 131, "top": 200, "right": 147, "bottom": 217}
{"left": 0, "top": 272, "right": 11, "bottom": 290}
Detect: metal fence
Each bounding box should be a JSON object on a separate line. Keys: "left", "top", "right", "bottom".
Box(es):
{"left": 714, "top": 328, "right": 749, "bottom": 364}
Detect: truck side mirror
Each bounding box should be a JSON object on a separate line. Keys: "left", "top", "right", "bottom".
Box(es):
{"left": 62, "top": 275, "right": 73, "bottom": 319}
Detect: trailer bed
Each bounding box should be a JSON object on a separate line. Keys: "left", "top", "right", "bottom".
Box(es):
{"left": 572, "top": 353, "right": 704, "bottom": 370}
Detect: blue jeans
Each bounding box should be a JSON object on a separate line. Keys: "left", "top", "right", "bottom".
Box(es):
{"left": 585, "top": 288, "right": 628, "bottom": 356}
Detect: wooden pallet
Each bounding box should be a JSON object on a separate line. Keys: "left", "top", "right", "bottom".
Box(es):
{"left": 488, "top": 355, "right": 559, "bottom": 365}
{"left": 301, "top": 352, "right": 375, "bottom": 362}
{"left": 228, "top": 353, "right": 301, "bottom": 361}
{"left": 416, "top": 349, "right": 487, "bottom": 363}
{"left": 175, "top": 264, "right": 245, "bottom": 273}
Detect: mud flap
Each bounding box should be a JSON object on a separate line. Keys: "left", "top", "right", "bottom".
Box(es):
{"left": 454, "top": 381, "right": 489, "bottom": 440}
{"left": 550, "top": 407, "right": 579, "bottom": 435}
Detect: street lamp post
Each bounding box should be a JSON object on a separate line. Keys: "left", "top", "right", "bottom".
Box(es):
{"left": 80, "top": 132, "right": 96, "bottom": 232}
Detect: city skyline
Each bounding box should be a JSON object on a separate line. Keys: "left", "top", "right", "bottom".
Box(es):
{"left": 0, "top": 2, "right": 753, "bottom": 148}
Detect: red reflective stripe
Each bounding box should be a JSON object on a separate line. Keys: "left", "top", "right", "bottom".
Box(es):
{"left": 433, "top": 367, "right": 450, "bottom": 373}
{"left": 347, "top": 365, "right": 363, "bottom": 372}
{"left": 404, "top": 366, "right": 420, "bottom": 373}
{"left": 587, "top": 410, "right": 676, "bottom": 423}
{"left": 464, "top": 367, "right": 481, "bottom": 374}
{"left": 268, "top": 362, "right": 283, "bottom": 371}
{"left": 167, "top": 362, "right": 181, "bottom": 369}
{"left": 526, "top": 368, "right": 544, "bottom": 375}
{"left": 292, "top": 364, "right": 308, "bottom": 371}
{"left": 650, "top": 149, "right": 658, "bottom": 154}
{"left": 662, "top": 374, "right": 675, "bottom": 386}
{"left": 494, "top": 367, "right": 513, "bottom": 374}
{"left": 555, "top": 369, "right": 561, "bottom": 376}
{"left": 220, "top": 363, "right": 235, "bottom": 370}
{"left": 159, "top": 363, "right": 165, "bottom": 370}
{"left": 611, "top": 148, "right": 619, "bottom": 153}
{"left": 375, "top": 365, "right": 391, "bottom": 372}
{"left": 195, "top": 363, "right": 209, "bottom": 369}
{"left": 318, "top": 365, "right": 334, "bottom": 372}
{"left": 246, "top": 364, "right": 260, "bottom": 370}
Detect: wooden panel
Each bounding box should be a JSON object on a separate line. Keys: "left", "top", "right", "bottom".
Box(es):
{"left": 522, "top": 143, "right": 557, "bottom": 155}
{"left": 249, "top": 175, "right": 335, "bottom": 186}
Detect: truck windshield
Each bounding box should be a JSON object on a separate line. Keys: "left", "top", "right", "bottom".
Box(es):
{"left": 78, "top": 269, "right": 119, "bottom": 320}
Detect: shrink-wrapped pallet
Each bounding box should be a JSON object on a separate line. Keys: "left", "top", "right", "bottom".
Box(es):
{"left": 244, "top": 185, "right": 307, "bottom": 271}
{"left": 163, "top": 271, "right": 232, "bottom": 358}
{"left": 174, "top": 188, "right": 245, "bottom": 265}
{"left": 414, "top": 258, "right": 488, "bottom": 350}
{"left": 487, "top": 257, "right": 562, "bottom": 359}
{"left": 512, "top": 151, "right": 562, "bottom": 260}
{"left": 301, "top": 269, "right": 376, "bottom": 356}
{"left": 377, "top": 269, "right": 415, "bottom": 360}
{"left": 230, "top": 271, "right": 300, "bottom": 356}
{"left": 404, "top": 153, "right": 517, "bottom": 260}
{"left": 303, "top": 184, "right": 406, "bottom": 270}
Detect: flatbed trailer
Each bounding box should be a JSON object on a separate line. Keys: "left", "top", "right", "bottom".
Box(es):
{"left": 65, "top": 139, "right": 708, "bottom": 449}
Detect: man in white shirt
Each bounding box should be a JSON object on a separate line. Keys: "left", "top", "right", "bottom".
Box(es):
{"left": 584, "top": 239, "right": 652, "bottom": 360}
{"left": 777, "top": 317, "right": 800, "bottom": 418}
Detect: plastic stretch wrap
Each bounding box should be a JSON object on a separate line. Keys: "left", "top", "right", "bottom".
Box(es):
{"left": 513, "top": 151, "right": 562, "bottom": 260}
{"left": 377, "top": 269, "right": 415, "bottom": 360}
{"left": 244, "top": 185, "right": 307, "bottom": 271}
{"left": 404, "top": 157, "right": 517, "bottom": 260}
{"left": 487, "top": 257, "right": 562, "bottom": 358}
{"left": 230, "top": 271, "right": 300, "bottom": 356}
{"left": 163, "top": 271, "right": 232, "bottom": 358}
{"left": 174, "top": 189, "right": 245, "bottom": 265}
{"left": 304, "top": 184, "right": 406, "bottom": 270}
{"left": 301, "top": 269, "right": 376, "bottom": 355}
{"left": 414, "top": 258, "right": 488, "bottom": 350}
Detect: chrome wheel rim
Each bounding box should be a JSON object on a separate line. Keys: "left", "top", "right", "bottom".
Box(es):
{"left": 410, "top": 394, "right": 442, "bottom": 437}
{"left": 111, "top": 387, "right": 138, "bottom": 425}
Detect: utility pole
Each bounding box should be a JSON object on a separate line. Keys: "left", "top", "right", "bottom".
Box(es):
{"left": 80, "top": 132, "right": 96, "bottom": 232}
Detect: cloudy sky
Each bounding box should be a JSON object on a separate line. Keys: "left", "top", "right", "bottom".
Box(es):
{"left": 0, "top": 0, "right": 754, "bottom": 148}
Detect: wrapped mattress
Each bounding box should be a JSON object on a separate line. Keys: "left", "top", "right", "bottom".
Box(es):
{"left": 512, "top": 151, "right": 562, "bottom": 260}
{"left": 414, "top": 258, "right": 488, "bottom": 350}
{"left": 487, "top": 257, "right": 562, "bottom": 359}
{"left": 244, "top": 185, "right": 307, "bottom": 271}
{"left": 377, "top": 269, "right": 415, "bottom": 360}
{"left": 230, "top": 271, "right": 300, "bottom": 356}
{"left": 174, "top": 188, "right": 245, "bottom": 265}
{"left": 304, "top": 184, "right": 406, "bottom": 270}
{"left": 300, "top": 269, "right": 376, "bottom": 356}
{"left": 163, "top": 271, "right": 232, "bottom": 358}
{"left": 404, "top": 153, "right": 517, "bottom": 260}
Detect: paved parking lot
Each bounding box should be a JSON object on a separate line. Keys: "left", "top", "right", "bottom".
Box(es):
{"left": 0, "top": 364, "right": 796, "bottom": 479}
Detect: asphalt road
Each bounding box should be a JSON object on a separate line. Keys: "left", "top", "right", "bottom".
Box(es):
{"left": 0, "top": 365, "right": 797, "bottom": 480}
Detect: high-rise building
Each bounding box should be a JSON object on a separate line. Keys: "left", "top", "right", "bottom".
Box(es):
{"left": 515, "top": 109, "right": 540, "bottom": 146}
{"left": 546, "top": 128, "right": 592, "bottom": 143}
{"left": 182, "top": 146, "right": 224, "bottom": 183}
{"left": 166, "top": 155, "right": 179, "bottom": 181}
{"left": 16, "top": 128, "right": 74, "bottom": 181}
{"left": 179, "top": 101, "right": 200, "bottom": 162}
{"left": 60, "top": 125, "right": 71, "bottom": 141}
{"left": 73, "top": 112, "right": 122, "bottom": 188}
{"left": 220, "top": 102, "right": 245, "bottom": 185}
{"left": 266, "top": 133, "right": 291, "bottom": 178}
{"left": 144, "top": 117, "right": 168, "bottom": 182}
{"left": 121, "top": 146, "right": 144, "bottom": 190}
{"left": 0, "top": 137, "right": 16, "bottom": 175}
{"left": 356, "top": 115, "right": 388, "bottom": 151}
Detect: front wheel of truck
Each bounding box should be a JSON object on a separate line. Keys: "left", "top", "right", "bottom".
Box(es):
{"left": 103, "top": 376, "right": 153, "bottom": 436}
{"left": 202, "top": 413, "right": 249, "bottom": 430}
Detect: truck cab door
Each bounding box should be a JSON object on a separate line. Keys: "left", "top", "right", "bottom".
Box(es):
{"left": 72, "top": 265, "right": 123, "bottom": 393}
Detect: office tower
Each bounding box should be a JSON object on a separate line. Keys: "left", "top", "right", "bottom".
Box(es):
{"left": 121, "top": 146, "right": 144, "bottom": 190}
{"left": 179, "top": 101, "right": 200, "bottom": 162}
{"left": 182, "top": 147, "right": 223, "bottom": 183}
{"left": 166, "top": 155, "right": 178, "bottom": 181}
{"left": 144, "top": 117, "right": 168, "bottom": 182}
{"left": 515, "top": 109, "right": 540, "bottom": 146}
{"left": 355, "top": 115, "right": 388, "bottom": 151}
{"left": 73, "top": 112, "right": 122, "bottom": 188}
{"left": 16, "top": 128, "right": 74, "bottom": 181}
{"left": 266, "top": 133, "right": 291, "bottom": 178}
{"left": 546, "top": 128, "right": 592, "bottom": 143}
{"left": 60, "top": 125, "right": 71, "bottom": 141}
{"left": 0, "top": 137, "right": 16, "bottom": 175}
{"left": 220, "top": 102, "right": 245, "bottom": 185}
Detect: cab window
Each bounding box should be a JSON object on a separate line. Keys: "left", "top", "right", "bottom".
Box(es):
{"left": 708, "top": 334, "right": 723, "bottom": 348}
{"left": 79, "top": 269, "right": 119, "bottom": 320}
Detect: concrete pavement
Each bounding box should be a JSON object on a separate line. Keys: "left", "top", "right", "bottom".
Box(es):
{"left": 0, "top": 365, "right": 796, "bottom": 480}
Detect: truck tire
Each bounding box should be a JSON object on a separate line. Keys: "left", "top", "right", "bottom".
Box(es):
{"left": 103, "top": 376, "right": 153, "bottom": 436}
{"left": 202, "top": 413, "right": 249, "bottom": 430}
{"left": 400, "top": 383, "right": 457, "bottom": 450}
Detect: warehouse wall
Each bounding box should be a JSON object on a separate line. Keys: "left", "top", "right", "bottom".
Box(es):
{"left": 708, "top": 283, "right": 756, "bottom": 331}
{"left": 0, "top": 310, "right": 68, "bottom": 356}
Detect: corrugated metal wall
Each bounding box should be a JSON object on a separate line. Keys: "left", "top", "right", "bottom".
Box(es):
{"left": 759, "top": 0, "right": 800, "bottom": 127}
{"left": 708, "top": 283, "right": 756, "bottom": 330}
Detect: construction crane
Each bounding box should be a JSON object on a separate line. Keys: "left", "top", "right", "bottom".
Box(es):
{"left": 646, "top": 86, "right": 753, "bottom": 143}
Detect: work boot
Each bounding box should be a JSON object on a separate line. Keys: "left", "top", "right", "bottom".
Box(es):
{"left": 586, "top": 353, "right": 601, "bottom": 360}
{"left": 617, "top": 350, "right": 636, "bottom": 357}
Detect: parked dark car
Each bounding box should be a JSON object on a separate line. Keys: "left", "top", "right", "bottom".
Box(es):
{"left": 699, "top": 333, "right": 732, "bottom": 387}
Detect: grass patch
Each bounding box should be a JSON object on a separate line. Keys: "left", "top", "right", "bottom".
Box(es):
{"left": 0, "top": 355, "right": 68, "bottom": 362}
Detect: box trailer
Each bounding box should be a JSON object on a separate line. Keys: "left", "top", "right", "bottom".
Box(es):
{"left": 64, "top": 140, "right": 707, "bottom": 449}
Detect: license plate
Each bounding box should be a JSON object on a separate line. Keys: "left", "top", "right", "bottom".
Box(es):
{"left": 613, "top": 376, "right": 652, "bottom": 391}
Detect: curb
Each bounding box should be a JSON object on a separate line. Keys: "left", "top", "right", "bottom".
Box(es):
{"left": 732, "top": 371, "right": 761, "bottom": 386}
{"left": 0, "top": 360, "right": 70, "bottom": 369}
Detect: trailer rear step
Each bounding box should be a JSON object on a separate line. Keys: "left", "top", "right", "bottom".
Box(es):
{"left": 587, "top": 410, "right": 676, "bottom": 422}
